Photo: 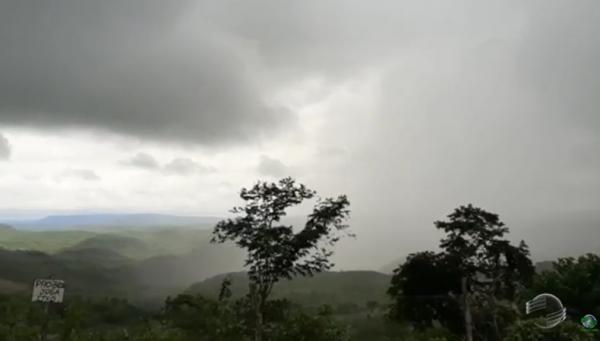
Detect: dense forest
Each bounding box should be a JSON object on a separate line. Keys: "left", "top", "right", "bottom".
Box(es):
{"left": 0, "top": 178, "right": 598, "bottom": 340}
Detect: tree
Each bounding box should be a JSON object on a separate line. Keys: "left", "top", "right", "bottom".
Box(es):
{"left": 211, "top": 177, "right": 351, "bottom": 341}
{"left": 270, "top": 305, "right": 349, "bottom": 341}
{"left": 435, "top": 205, "right": 534, "bottom": 298}
{"left": 387, "top": 251, "right": 463, "bottom": 333}
{"left": 164, "top": 294, "right": 246, "bottom": 340}
{"left": 388, "top": 205, "right": 534, "bottom": 340}
{"left": 434, "top": 204, "right": 534, "bottom": 340}
{"left": 532, "top": 253, "right": 600, "bottom": 317}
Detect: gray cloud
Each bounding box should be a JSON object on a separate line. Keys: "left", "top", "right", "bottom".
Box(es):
{"left": 3, "top": 1, "right": 597, "bottom": 149}
{"left": 257, "top": 155, "right": 289, "bottom": 177}
{"left": 56, "top": 169, "right": 101, "bottom": 182}
{"left": 516, "top": 1, "right": 600, "bottom": 133}
{"left": 121, "top": 153, "right": 214, "bottom": 176}
{"left": 0, "top": 134, "right": 10, "bottom": 160}
{"left": 0, "top": 0, "right": 512, "bottom": 149}
{"left": 163, "top": 157, "right": 215, "bottom": 176}
{"left": 0, "top": 0, "right": 289, "bottom": 145}
{"left": 327, "top": 0, "right": 600, "bottom": 265}
{"left": 1, "top": 1, "right": 599, "bottom": 267}
{"left": 316, "top": 146, "right": 347, "bottom": 158}
{"left": 120, "top": 153, "right": 160, "bottom": 170}
{"left": 195, "top": 1, "right": 407, "bottom": 78}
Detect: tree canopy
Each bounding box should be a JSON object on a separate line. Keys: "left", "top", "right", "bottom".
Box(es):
{"left": 388, "top": 204, "right": 535, "bottom": 340}
{"left": 532, "top": 253, "right": 600, "bottom": 317}
{"left": 211, "top": 177, "right": 351, "bottom": 341}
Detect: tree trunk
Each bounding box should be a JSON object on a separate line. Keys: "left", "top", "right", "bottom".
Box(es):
{"left": 462, "top": 277, "right": 473, "bottom": 341}
{"left": 491, "top": 296, "right": 501, "bottom": 341}
{"left": 250, "top": 283, "right": 263, "bottom": 341}
{"left": 254, "top": 302, "right": 263, "bottom": 341}
{"left": 40, "top": 302, "right": 50, "bottom": 341}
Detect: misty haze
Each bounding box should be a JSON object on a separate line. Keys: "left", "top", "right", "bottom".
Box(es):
{"left": 0, "top": 1, "right": 598, "bottom": 340}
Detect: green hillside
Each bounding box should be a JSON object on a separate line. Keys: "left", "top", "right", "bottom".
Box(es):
{"left": 187, "top": 271, "right": 392, "bottom": 307}
{"left": 0, "top": 229, "right": 97, "bottom": 253}
{"left": 66, "top": 234, "right": 151, "bottom": 259}
{"left": 0, "top": 248, "right": 136, "bottom": 298}
{"left": 0, "top": 225, "right": 389, "bottom": 316}
{"left": 0, "top": 227, "right": 212, "bottom": 259}
{"left": 0, "top": 227, "right": 393, "bottom": 310}
{"left": 55, "top": 248, "right": 133, "bottom": 268}
{"left": 0, "top": 227, "right": 244, "bottom": 308}
{"left": 115, "top": 228, "right": 213, "bottom": 257}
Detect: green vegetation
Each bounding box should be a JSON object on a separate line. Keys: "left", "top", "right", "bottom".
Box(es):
{"left": 532, "top": 254, "right": 600, "bottom": 318}
{"left": 0, "top": 229, "right": 97, "bottom": 254}
{"left": 503, "top": 319, "right": 594, "bottom": 340}
{"left": 0, "top": 179, "right": 597, "bottom": 340}
{"left": 187, "top": 271, "right": 391, "bottom": 308}
{"left": 388, "top": 205, "right": 535, "bottom": 339}
{"left": 211, "top": 177, "right": 352, "bottom": 340}
{"left": 0, "top": 227, "right": 212, "bottom": 259}
{"left": 0, "top": 229, "right": 243, "bottom": 307}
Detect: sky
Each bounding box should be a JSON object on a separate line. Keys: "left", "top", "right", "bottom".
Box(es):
{"left": 1, "top": 1, "right": 599, "bottom": 267}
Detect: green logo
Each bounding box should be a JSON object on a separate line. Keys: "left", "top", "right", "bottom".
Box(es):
{"left": 581, "top": 314, "right": 598, "bottom": 330}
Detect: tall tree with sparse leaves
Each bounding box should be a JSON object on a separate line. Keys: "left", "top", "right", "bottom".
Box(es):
{"left": 435, "top": 204, "right": 534, "bottom": 301}
{"left": 388, "top": 204, "right": 534, "bottom": 340}
{"left": 211, "top": 177, "right": 351, "bottom": 341}
{"left": 435, "top": 204, "right": 534, "bottom": 340}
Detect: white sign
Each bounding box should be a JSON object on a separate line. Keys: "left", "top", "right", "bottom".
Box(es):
{"left": 32, "top": 279, "right": 65, "bottom": 303}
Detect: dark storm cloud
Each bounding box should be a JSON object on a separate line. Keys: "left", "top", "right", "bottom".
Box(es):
{"left": 120, "top": 153, "right": 160, "bottom": 170}
{"left": 195, "top": 0, "right": 406, "bottom": 77}
{"left": 0, "top": 134, "right": 10, "bottom": 160}
{"left": 163, "top": 157, "right": 215, "bottom": 176}
{"left": 0, "top": 0, "right": 476, "bottom": 148}
{"left": 0, "top": 0, "right": 288, "bottom": 145}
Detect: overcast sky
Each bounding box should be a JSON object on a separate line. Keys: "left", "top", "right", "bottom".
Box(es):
{"left": 1, "top": 1, "right": 599, "bottom": 267}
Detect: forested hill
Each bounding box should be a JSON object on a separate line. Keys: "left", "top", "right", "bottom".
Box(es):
{"left": 187, "top": 271, "right": 392, "bottom": 306}
{"left": 0, "top": 227, "right": 244, "bottom": 307}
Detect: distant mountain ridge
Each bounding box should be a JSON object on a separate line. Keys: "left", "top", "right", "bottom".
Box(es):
{"left": 0, "top": 223, "right": 15, "bottom": 232}
{"left": 1, "top": 213, "right": 221, "bottom": 230}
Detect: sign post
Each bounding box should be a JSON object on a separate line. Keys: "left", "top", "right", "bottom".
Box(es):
{"left": 32, "top": 279, "right": 65, "bottom": 304}
{"left": 32, "top": 278, "right": 65, "bottom": 341}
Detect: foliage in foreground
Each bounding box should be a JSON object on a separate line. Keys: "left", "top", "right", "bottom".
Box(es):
{"left": 388, "top": 204, "right": 535, "bottom": 340}
{"left": 0, "top": 292, "right": 350, "bottom": 341}
{"left": 503, "top": 319, "right": 595, "bottom": 340}
{"left": 532, "top": 253, "right": 600, "bottom": 318}
{"left": 164, "top": 290, "right": 349, "bottom": 341}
